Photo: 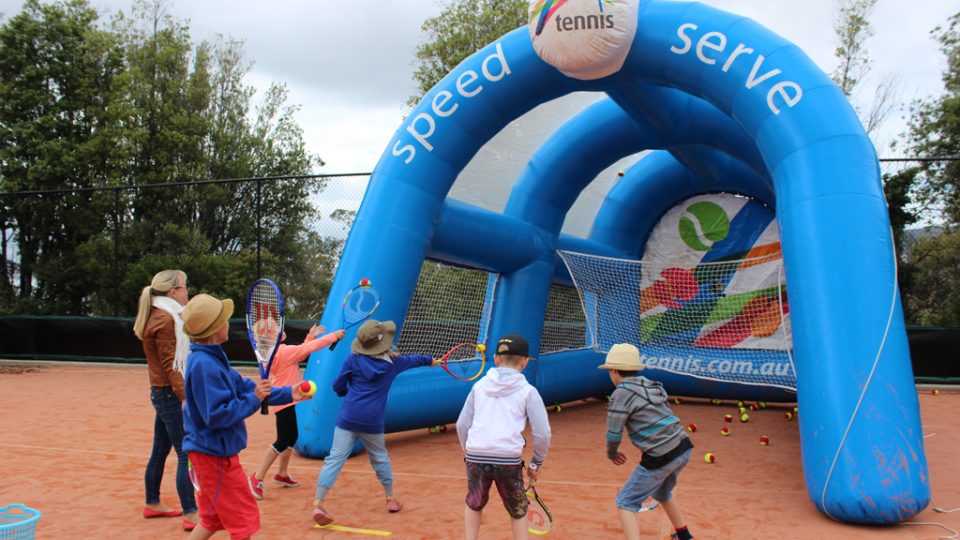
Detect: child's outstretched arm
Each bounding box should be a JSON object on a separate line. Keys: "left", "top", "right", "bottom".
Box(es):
{"left": 605, "top": 389, "right": 629, "bottom": 465}
{"left": 455, "top": 389, "right": 476, "bottom": 453}
{"left": 526, "top": 390, "right": 551, "bottom": 474}
{"left": 331, "top": 355, "right": 354, "bottom": 397}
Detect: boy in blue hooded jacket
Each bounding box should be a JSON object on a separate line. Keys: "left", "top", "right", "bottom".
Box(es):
{"left": 180, "top": 294, "right": 312, "bottom": 540}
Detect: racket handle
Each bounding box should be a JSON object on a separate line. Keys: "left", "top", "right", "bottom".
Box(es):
{"left": 260, "top": 400, "right": 269, "bottom": 415}
{"left": 329, "top": 339, "right": 339, "bottom": 351}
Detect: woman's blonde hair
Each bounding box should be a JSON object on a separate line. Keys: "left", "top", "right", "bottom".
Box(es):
{"left": 133, "top": 270, "right": 186, "bottom": 340}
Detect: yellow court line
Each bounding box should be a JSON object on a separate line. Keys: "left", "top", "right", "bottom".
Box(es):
{"left": 313, "top": 524, "right": 391, "bottom": 536}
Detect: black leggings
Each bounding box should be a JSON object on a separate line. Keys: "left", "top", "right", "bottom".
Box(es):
{"left": 272, "top": 406, "right": 298, "bottom": 453}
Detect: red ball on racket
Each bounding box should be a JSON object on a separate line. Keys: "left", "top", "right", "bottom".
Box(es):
{"left": 359, "top": 278, "right": 371, "bottom": 287}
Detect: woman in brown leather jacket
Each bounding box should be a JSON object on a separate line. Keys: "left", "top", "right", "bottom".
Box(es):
{"left": 133, "top": 269, "right": 198, "bottom": 531}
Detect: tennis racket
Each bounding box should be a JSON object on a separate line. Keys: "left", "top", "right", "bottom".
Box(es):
{"left": 526, "top": 483, "right": 553, "bottom": 535}
{"left": 439, "top": 342, "right": 486, "bottom": 382}
{"left": 329, "top": 278, "right": 381, "bottom": 351}
{"left": 246, "top": 278, "right": 285, "bottom": 414}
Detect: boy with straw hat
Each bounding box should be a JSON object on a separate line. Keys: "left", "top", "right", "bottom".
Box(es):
{"left": 599, "top": 343, "right": 697, "bottom": 540}
{"left": 180, "top": 293, "right": 313, "bottom": 540}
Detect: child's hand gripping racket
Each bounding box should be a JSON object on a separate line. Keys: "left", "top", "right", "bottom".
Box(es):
{"left": 246, "top": 278, "right": 285, "bottom": 415}
{"left": 439, "top": 342, "right": 487, "bottom": 382}
{"left": 329, "top": 278, "right": 381, "bottom": 351}
{"left": 526, "top": 482, "right": 553, "bottom": 535}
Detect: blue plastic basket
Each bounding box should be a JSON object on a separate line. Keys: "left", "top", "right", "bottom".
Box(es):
{"left": 0, "top": 505, "right": 41, "bottom": 540}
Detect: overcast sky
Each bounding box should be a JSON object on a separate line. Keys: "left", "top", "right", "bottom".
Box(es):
{"left": 1, "top": 0, "right": 956, "bottom": 174}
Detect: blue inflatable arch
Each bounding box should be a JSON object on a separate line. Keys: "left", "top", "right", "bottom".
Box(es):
{"left": 299, "top": 1, "right": 928, "bottom": 524}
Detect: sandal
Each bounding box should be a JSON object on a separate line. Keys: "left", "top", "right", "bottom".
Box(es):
{"left": 386, "top": 498, "right": 402, "bottom": 513}
{"left": 312, "top": 507, "right": 334, "bottom": 526}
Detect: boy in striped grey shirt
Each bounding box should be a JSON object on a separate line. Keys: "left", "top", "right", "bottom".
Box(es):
{"left": 600, "top": 343, "right": 697, "bottom": 540}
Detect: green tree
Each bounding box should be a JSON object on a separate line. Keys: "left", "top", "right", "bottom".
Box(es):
{"left": 831, "top": 0, "right": 900, "bottom": 139}
{"left": 893, "top": 11, "right": 960, "bottom": 326}
{"left": 0, "top": 0, "right": 127, "bottom": 314}
{"left": 1, "top": 0, "right": 332, "bottom": 317}
{"left": 408, "top": 0, "right": 528, "bottom": 107}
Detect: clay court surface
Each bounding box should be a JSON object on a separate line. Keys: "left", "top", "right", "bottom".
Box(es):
{"left": 1, "top": 362, "right": 958, "bottom": 540}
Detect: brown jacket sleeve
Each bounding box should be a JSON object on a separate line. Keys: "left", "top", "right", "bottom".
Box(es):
{"left": 144, "top": 310, "right": 186, "bottom": 401}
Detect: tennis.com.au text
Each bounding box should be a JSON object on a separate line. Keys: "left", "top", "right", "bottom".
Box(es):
{"left": 391, "top": 42, "right": 511, "bottom": 165}
{"left": 641, "top": 354, "right": 794, "bottom": 378}
{"left": 670, "top": 22, "right": 803, "bottom": 116}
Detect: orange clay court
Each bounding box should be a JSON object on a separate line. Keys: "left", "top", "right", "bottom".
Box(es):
{"left": 1, "top": 362, "right": 958, "bottom": 540}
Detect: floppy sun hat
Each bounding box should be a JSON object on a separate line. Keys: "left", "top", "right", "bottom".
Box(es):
{"left": 597, "top": 343, "right": 645, "bottom": 371}
{"left": 182, "top": 294, "right": 234, "bottom": 339}
{"left": 351, "top": 319, "right": 396, "bottom": 355}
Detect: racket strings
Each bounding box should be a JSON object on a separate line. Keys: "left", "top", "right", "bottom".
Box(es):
{"left": 343, "top": 289, "right": 380, "bottom": 323}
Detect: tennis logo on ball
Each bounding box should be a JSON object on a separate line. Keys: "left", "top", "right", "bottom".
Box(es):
{"left": 679, "top": 201, "right": 730, "bottom": 252}
{"left": 528, "top": 0, "right": 639, "bottom": 80}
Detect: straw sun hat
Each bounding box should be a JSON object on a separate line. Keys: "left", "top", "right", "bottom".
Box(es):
{"left": 597, "top": 343, "right": 646, "bottom": 371}
{"left": 182, "top": 294, "right": 234, "bottom": 339}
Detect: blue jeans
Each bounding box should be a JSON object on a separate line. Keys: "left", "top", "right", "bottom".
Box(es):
{"left": 144, "top": 387, "right": 197, "bottom": 514}
{"left": 616, "top": 449, "right": 692, "bottom": 511}
{"left": 315, "top": 427, "right": 393, "bottom": 500}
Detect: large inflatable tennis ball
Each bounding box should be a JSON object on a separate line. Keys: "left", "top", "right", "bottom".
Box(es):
{"left": 528, "top": 0, "right": 640, "bottom": 80}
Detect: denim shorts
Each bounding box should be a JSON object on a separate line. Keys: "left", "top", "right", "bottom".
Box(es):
{"left": 615, "top": 449, "right": 692, "bottom": 512}
{"left": 465, "top": 462, "right": 528, "bottom": 518}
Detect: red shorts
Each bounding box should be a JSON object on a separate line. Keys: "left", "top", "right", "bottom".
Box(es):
{"left": 189, "top": 451, "right": 260, "bottom": 539}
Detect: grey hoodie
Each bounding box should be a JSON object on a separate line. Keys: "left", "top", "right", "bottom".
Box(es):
{"left": 605, "top": 375, "right": 685, "bottom": 459}
{"left": 456, "top": 367, "right": 551, "bottom": 467}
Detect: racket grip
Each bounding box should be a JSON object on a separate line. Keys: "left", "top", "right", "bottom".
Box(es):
{"left": 329, "top": 339, "right": 339, "bottom": 351}
{"left": 260, "top": 400, "right": 269, "bottom": 415}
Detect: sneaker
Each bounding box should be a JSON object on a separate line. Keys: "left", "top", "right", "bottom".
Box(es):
{"left": 273, "top": 473, "right": 300, "bottom": 487}
{"left": 248, "top": 472, "right": 264, "bottom": 500}
{"left": 312, "top": 507, "right": 334, "bottom": 526}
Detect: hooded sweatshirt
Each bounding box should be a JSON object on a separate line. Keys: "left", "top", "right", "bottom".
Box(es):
{"left": 332, "top": 352, "right": 433, "bottom": 434}
{"left": 183, "top": 343, "right": 292, "bottom": 457}
{"left": 605, "top": 375, "right": 686, "bottom": 459}
{"left": 456, "top": 366, "right": 551, "bottom": 467}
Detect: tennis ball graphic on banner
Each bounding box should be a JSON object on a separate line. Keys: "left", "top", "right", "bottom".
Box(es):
{"left": 679, "top": 201, "right": 730, "bottom": 252}
{"left": 528, "top": 0, "right": 639, "bottom": 80}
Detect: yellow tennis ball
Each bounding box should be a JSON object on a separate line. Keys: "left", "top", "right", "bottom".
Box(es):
{"left": 740, "top": 413, "right": 750, "bottom": 423}
{"left": 307, "top": 380, "right": 317, "bottom": 397}
{"left": 477, "top": 343, "right": 486, "bottom": 353}
{"left": 704, "top": 453, "right": 715, "bottom": 463}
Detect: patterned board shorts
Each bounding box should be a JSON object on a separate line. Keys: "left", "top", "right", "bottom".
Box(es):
{"left": 465, "top": 461, "right": 528, "bottom": 519}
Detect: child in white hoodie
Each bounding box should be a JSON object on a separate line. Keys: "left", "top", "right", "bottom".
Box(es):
{"left": 456, "top": 333, "right": 551, "bottom": 540}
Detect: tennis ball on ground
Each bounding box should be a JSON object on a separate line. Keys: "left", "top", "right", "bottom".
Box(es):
{"left": 428, "top": 426, "right": 439, "bottom": 434}
{"left": 740, "top": 413, "right": 750, "bottom": 423}
{"left": 739, "top": 406, "right": 747, "bottom": 415}
{"left": 687, "top": 423, "right": 697, "bottom": 432}
{"left": 784, "top": 411, "right": 794, "bottom": 421}
{"left": 439, "top": 424, "right": 448, "bottom": 433}
{"left": 724, "top": 414, "right": 733, "bottom": 423}
{"left": 704, "top": 453, "right": 715, "bottom": 463}
{"left": 720, "top": 427, "right": 730, "bottom": 436}
{"left": 737, "top": 400, "right": 745, "bottom": 408}
{"left": 673, "top": 397, "right": 682, "bottom": 404}
{"left": 750, "top": 403, "right": 760, "bottom": 411}
{"left": 553, "top": 404, "right": 562, "bottom": 412}
{"left": 759, "top": 401, "right": 767, "bottom": 409}
{"left": 932, "top": 389, "right": 940, "bottom": 395}
{"left": 759, "top": 436, "right": 770, "bottom": 446}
